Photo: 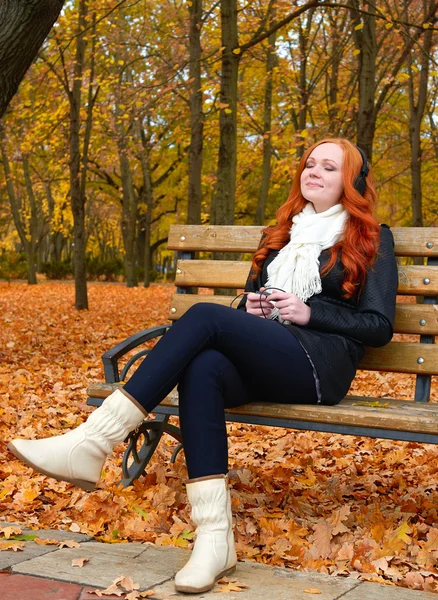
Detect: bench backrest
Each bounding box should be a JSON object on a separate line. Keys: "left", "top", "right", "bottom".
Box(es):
{"left": 167, "top": 225, "right": 438, "bottom": 402}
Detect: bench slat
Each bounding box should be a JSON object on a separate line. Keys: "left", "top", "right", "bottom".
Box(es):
{"left": 168, "top": 294, "right": 438, "bottom": 335}
{"left": 361, "top": 342, "right": 438, "bottom": 374}
{"left": 168, "top": 225, "right": 438, "bottom": 257}
{"left": 175, "top": 260, "right": 438, "bottom": 295}
{"left": 86, "top": 383, "right": 438, "bottom": 435}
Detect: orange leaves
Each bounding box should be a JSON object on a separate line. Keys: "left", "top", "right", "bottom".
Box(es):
{"left": 1, "top": 283, "right": 438, "bottom": 593}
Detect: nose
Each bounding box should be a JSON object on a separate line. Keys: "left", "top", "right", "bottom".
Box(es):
{"left": 309, "top": 165, "right": 321, "bottom": 178}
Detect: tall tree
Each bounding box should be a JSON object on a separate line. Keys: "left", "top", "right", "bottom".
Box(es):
{"left": 405, "top": 0, "right": 436, "bottom": 226}
{"left": 255, "top": 10, "right": 277, "bottom": 225}
{"left": 350, "top": 0, "right": 438, "bottom": 159}
{"left": 211, "top": 0, "right": 323, "bottom": 226}
{"left": 187, "top": 0, "right": 204, "bottom": 226}
{"left": 0, "top": 124, "right": 42, "bottom": 283}
{"left": 69, "top": 0, "right": 96, "bottom": 308}
{"left": 210, "top": 0, "right": 240, "bottom": 226}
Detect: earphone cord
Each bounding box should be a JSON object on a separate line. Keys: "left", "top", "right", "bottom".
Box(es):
{"left": 230, "top": 286, "right": 287, "bottom": 320}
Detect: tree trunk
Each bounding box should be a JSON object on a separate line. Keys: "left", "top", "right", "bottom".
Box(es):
{"left": 295, "top": 8, "right": 315, "bottom": 159}
{"left": 0, "top": 0, "right": 65, "bottom": 118}
{"left": 327, "top": 9, "right": 348, "bottom": 134}
{"left": 69, "top": 0, "right": 88, "bottom": 309}
{"left": 22, "top": 154, "right": 39, "bottom": 284}
{"left": 0, "top": 123, "right": 39, "bottom": 285}
{"left": 255, "top": 26, "right": 276, "bottom": 225}
{"left": 407, "top": 0, "right": 434, "bottom": 227}
{"left": 136, "top": 122, "right": 154, "bottom": 288}
{"left": 118, "top": 142, "right": 138, "bottom": 287}
{"left": 210, "top": 0, "right": 239, "bottom": 226}
{"left": 187, "top": 0, "right": 204, "bottom": 226}
{"left": 0, "top": 124, "right": 36, "bottom": 282}
{"left": 350, "top": 0, "right": 376, "bottom": 159}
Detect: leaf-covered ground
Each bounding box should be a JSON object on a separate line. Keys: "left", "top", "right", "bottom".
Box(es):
{"left": 0, "top": 282, "right": 437, "bottom": 593}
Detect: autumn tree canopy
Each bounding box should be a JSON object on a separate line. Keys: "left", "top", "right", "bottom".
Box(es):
{"left": 0, "top": 0, "right": 437, "bottom": 304}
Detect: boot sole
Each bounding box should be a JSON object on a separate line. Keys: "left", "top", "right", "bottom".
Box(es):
{"left": 7, "top": 442, "right": 97, "bottom": 492}
{"left": 174, "top": 565, "right": 236, "bottom": 594}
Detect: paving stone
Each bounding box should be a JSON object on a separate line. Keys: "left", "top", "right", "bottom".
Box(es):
{"left": 342, "top": 581, "right": 438, "bottom": 599}
{"left": 152, "top": 559, "right": 361, "bottom": 600}
{"left": 0, "top": 521, "right": 93, "bottom": 542}
{"left": 0, "top": 522, "right": 94, "bottom": 570}
{"left": 0, "top": 540, "right": 61, "bottom": 570}
{"left": 0, "top": 573, "right": 82, "bottom": 600}
{"left": 12, "top": 541, "right": 189, "bottom": 589}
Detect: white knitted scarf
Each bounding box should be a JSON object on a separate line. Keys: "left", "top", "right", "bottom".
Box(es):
{"left": 266, "top": 202, "right": 348, "bottom": 322}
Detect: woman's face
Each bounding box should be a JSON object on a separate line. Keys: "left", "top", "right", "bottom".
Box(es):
{"left": 300, "top": 142, "right": 344, "bottom": 213}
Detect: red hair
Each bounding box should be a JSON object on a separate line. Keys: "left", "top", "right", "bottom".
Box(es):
{"left": 252, "top": 138, "right": 380, "bottom": 298}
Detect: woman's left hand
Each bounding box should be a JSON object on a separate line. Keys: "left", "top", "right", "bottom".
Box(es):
{"left": 267, "top": 291, "right": 311, "bottom": 326}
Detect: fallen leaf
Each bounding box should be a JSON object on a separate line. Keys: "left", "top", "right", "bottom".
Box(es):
{"left": 69, "top": 523, "right": 81, "bottom": 533}
{"left": 34, "top": 538, "right": 63, "bottom": 546}
{"left": 86, "top": 574, "right": 140, "bottom": 597}
{"left": 312, "top": 521, "right": 332, "bottom": 559}
{"left": 352, "top": 401, "right": 390, "bottom": 408}
{"left": 58, "top": 540, "right": 81, "bottom": 549}
{"left": 304, "top": 590, "right": 322, "bottom": 595}
{"left": 0, "top": 526, "right": 22, "bottom": 539}
{"left": 86, "top": 586, "right": 122, "bottom": 597}
{"left": 214, "top": 577, "right": 249, "bottom": 592}
{"left": 72, "top": 557, "right": 89, "bottom": 567}
{"left": 0, "top": 541, "right": 24, "bottom": 551}
{"left": 125, "top": 591, "right": 156, "bottom": 600}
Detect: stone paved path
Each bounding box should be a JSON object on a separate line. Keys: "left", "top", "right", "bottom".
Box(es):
{"left": 0, "top": 522, "right": 435, "bottom": 600}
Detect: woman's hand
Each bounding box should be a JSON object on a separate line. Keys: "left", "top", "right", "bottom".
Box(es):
{"left": 246, "top": 288, "right": 274, "bottom": 318}
{"left": 267, "top": 291, "right": 311, "bottom": 326}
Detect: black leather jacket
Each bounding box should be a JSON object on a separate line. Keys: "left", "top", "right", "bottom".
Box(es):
{"left": 237, "top": 225, "right": 398, "bottom": 405}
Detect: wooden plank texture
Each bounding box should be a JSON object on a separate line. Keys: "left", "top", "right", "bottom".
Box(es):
{"left": 168, "top": 224, "right": 438, "bottom": 257}
{"left": 362, "top": 342, "right": 438, "bottom": 374}
{"left": 87, "top": 383, "right": 438, "bottom": 435}
{"left": 175, "top": 260, "right": 248, "bottom": 288}
{"left": 175, "top": 260, "right": 438, "bottom": 295}
{"left": 168, "top": 293, "right": 438, "bottom": 334}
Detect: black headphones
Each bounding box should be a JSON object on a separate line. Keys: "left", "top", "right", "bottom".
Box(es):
{"left": 354, "top": 146, "right": 369, "bottom": 196}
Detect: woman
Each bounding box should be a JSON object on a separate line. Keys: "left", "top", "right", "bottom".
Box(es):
{"left": 8, "top": 138, "right": 398, "bottom": 594}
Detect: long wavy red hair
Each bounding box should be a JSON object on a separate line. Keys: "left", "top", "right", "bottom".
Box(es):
{"left": 251, "top": 138, "right": 380, "bottom": 298}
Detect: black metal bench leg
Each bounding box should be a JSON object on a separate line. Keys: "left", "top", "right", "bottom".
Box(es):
{"left": 120, "top": 414, "right": 184, "bottom": 487}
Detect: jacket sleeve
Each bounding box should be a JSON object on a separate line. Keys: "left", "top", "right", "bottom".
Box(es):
{"left": 306, "top": 226, "right": 398, "bottom": 347}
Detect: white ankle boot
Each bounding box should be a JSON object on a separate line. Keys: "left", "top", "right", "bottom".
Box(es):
{"left": 174, "top": 475, "right": 237, "bottom": 593}
{"left": 7, "top": 389, "right": 147, "bottom": 491}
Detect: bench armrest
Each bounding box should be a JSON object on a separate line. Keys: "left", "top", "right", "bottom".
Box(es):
{"left": 102, "top": 324, "right": 171, "bottom": 383}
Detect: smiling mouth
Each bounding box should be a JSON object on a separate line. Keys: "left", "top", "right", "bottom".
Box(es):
{"left": 306, "top": 182, "right": 322, "bottom": 188}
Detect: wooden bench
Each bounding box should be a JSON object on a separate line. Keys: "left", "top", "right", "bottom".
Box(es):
{"left": 87, "top": 225, "right": 438, "bottom": 487}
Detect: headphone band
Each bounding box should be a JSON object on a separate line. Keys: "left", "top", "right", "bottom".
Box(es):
{"left": 355, "top": 146, "right": 369, "bottom": 196}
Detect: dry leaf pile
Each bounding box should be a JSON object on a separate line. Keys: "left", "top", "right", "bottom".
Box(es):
{"left": 0, "top": 283, "right": 437, "bottom": 593}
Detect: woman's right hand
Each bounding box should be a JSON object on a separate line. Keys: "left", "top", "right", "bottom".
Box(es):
{"left": 246, "top": 288, "right": 274, "bottom": 318}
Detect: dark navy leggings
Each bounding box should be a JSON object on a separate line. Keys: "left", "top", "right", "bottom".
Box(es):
{"left": 123, "top": 303, "right": 317, "bottom": 478}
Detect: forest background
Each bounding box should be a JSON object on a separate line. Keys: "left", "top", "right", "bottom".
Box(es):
{"left": 1, "top": 0, "right": 438, "bottom": 309}
{"left": 1, "top": 2, "right": 438, "bottom": 593}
